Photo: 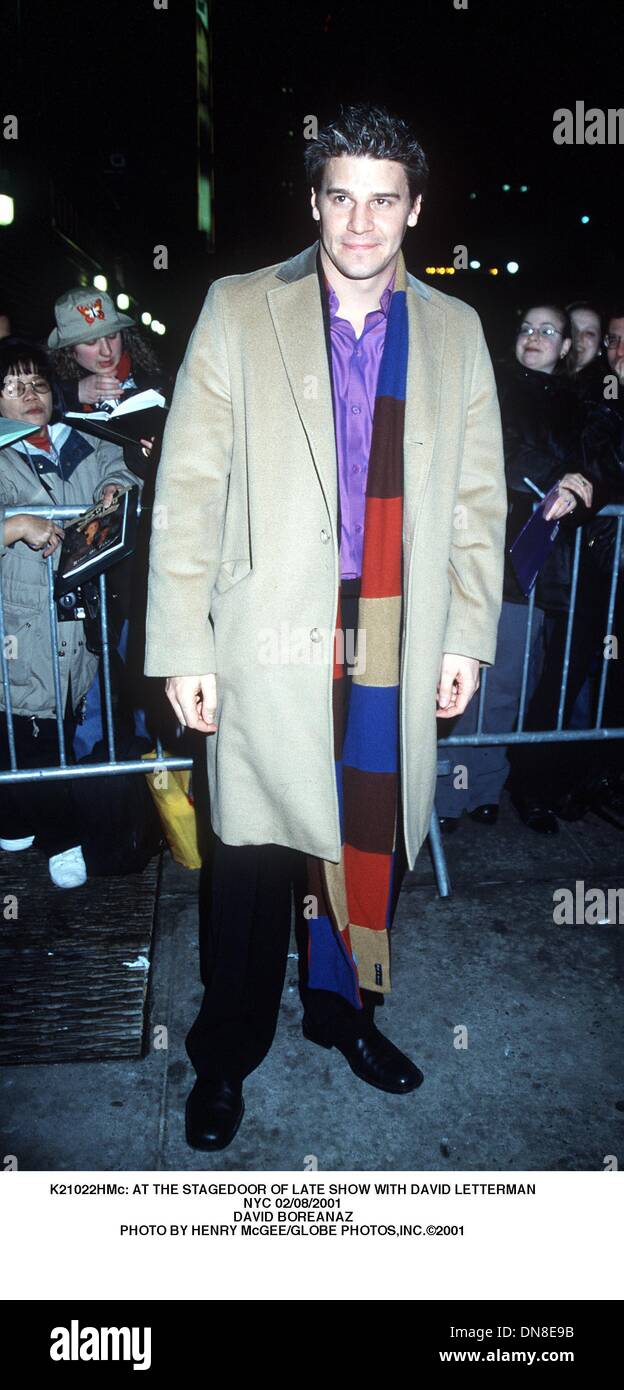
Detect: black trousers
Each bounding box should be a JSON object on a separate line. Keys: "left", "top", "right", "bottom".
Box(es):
{"left": 186, "top": 584, "right": 408, "bottom": 1083}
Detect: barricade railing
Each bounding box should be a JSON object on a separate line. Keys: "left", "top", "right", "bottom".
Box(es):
{"left": 0, "top": 503, "right": 192, "bottom": 785}
{"left": 432, "top": 504, "right": 624, "bottom": 896}
{"left": 2, "top": 503, "right": 623, "bottom": 899}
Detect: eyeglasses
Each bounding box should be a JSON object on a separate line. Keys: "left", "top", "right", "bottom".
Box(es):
{"left": 517, "top": 325, "right": 562, "bottom": 339}
{"left": 604, "top": 333, "right": 624, "bottom": 350}
{"left": 0, "top": 376, "right": 52, "bottom": 398}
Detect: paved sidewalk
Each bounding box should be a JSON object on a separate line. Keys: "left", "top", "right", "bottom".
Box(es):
{"left": 1, "top": 792, "right": 623, "bottom": 1171}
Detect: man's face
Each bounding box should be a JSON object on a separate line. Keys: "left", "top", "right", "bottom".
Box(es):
{"left": 605, "top": 317, "right": 624, "bottom": 375}
{"left": 570, "top": 308, "right": 601, "bottom": 370}
{"left": 73, "top": 332, "right": 122, "bottom": 374}
{"left": 311, "top": 155, "right": 421, "bottom": 282}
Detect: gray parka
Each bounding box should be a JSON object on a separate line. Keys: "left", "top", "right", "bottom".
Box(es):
{"left": 0, "top": 429, "right": 139, "bottom": 719}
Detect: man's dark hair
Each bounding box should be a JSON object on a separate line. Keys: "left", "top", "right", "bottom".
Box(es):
{"left": 303, "top": 104, "right": 429, "bottom": 203}
{"left": 606, "top": 306, "right": 624, "bottom": 325}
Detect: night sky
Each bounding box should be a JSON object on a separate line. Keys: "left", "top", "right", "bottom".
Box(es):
{"left": 3, "top": 0, "right": 622, "bottom": 362}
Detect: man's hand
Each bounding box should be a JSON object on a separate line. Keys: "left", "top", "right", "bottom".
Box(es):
{"left": 436, "top": 653, "right": 480, "bottom": 719}
{"left": 99, "top": 485, "right": 119, "bottom": 509}
{"left": 165, "top": 675, "right": 217, "bottom": 734}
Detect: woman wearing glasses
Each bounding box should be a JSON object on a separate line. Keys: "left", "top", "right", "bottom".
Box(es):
{"left": 0, "top": 338, "right": 138, "bottom": 887}
{"left": 436, "top": 303, "right": 610, "bottom": 835}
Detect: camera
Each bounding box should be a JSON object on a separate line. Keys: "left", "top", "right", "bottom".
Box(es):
{"left": 56, "top": 580, "right": 100, "bottom": 623}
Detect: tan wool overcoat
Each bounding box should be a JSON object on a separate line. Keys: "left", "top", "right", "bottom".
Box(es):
{"left": 144, "top": 242, "right": 507, "bottom": 869}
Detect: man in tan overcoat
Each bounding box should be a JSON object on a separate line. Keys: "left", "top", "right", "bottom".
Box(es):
{"left": 145, "top": 105, "right": 506, "bottom": 1151}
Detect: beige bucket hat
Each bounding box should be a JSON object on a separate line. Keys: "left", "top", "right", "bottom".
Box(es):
{"left": 48, "top": 288, "right": 134, "bottom": 349}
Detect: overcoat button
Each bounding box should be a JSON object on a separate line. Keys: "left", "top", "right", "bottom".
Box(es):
{"left": 310, "top": 627, "right": 321, "bottom": 642}
{"left": 320, "top": 529, "right": 330, "bottom": 543}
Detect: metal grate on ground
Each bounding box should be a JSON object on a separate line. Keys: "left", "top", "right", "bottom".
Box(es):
{"left": 0, "top": 848, "right": 162, "bottom": 1064}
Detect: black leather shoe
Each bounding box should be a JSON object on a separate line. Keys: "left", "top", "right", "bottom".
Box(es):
{"left": 302, "top": 1015, "right": 423, "bottom": 1094}
{"left": 591, "top": 784, "right": 624, "bottom": 831}
{"left": 552, "top": 788, "right": 589, "bottom": 821}
{"left": 438, "top": 815, "right": 460, "bottom": 834}
{"left": 469, "top": 803, "right": 499, "bottom": 825}
{"left": 185, "top": 1079, "right": 244, "bottom": 1151}
{"left": 516, "top": 802, "right": 559, "bottom": 834}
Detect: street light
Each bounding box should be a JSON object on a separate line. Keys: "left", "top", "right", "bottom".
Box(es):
{"left": 506, "top": 261, "right": 520, "bottom": 274}
{"left": 0, "top": 194, "right": 14, "bottom": 226}
{"left": 580, "top": 214, "right": 590, "bottom": 224}
{"left": 117, "top": 293, "right": 130, "bottom": 310}
{"left": 469, "top": 260, "right": 481, "bottom": 270}
{"left": 141, "top": 311, "right": 152, "bottom": 325}
{"left": 93, "top": 274, "right": 108, "bottom": 292}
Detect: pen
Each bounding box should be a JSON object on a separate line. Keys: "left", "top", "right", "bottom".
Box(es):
{"left": 523, "top": 476, "right": 546, "bottom": 500}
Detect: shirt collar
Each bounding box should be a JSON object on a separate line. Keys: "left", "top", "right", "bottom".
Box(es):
{"left": 16, "top": 419, "right": 72, "bottom": 465}
{"left": 324, "top": 268, "right": 395, "bottom": 321}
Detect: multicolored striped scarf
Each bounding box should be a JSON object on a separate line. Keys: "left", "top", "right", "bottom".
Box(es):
{"left": 306, "top": 251, "right": 408, "bottom": 1009}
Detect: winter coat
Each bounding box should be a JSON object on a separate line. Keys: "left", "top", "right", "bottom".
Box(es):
{"left": 0, "top": 427, "right": 139, "bottom": 718}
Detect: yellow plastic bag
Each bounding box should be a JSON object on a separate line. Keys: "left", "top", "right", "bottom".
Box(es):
{"left": 142, "top": 751, "right": 202, "bottom": 869}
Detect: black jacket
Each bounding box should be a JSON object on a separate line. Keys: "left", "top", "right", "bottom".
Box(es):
{"left": 572, "top": 371, "right": 624, "bottom": 582}
{"left": 58, "top": 363, "right": 168, "bottom": 482}
{"left": 498, "top": 362, "right": 623, "bottom": 611}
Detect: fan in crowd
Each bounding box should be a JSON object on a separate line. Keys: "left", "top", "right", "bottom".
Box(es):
{"left": 435, "top": 301, "right": 624, "bottom": 835}
{"left": 46, "top": 288, "right": 168, "bottom": 756}
{"left": 0, "top": 338, "right": 139, "bottom": 887}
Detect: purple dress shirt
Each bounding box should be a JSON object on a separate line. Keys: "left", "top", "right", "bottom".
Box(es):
{"left": 325, "top": 270, "right": 395, "bottom": 578}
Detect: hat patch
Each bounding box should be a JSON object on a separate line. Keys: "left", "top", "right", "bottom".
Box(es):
{"left": 75, "top": 298, "right": 106, "bottom": 325}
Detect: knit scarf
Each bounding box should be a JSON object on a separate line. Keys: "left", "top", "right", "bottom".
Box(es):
{"left": 305, "top": 251, "right": 408, "bottom": 1009}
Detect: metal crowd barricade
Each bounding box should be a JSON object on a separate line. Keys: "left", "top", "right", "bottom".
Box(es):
{"left": 431, "top": 504, "right": 624, "bottom": 897}
{"left": 0, "top": 503, "right": 193, "bottom": 787}
{"left": 1, "top": 504, "right": 623, "bottom": 898}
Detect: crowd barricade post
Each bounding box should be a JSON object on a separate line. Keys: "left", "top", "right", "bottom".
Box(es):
{"left": 435, "top": 504, "right": 624, "bottom": 896}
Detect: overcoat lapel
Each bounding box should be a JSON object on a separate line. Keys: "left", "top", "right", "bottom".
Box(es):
{"left": 403, "top": 285, "right": 446, "bottom": 556}
{"left": 266, "top": 268, "right": 338, "bottom": 527}
{"left": 267, "top": 243, "right": 447, "bottom": 568}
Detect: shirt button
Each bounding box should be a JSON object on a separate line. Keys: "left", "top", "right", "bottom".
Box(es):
{"left": 351, "top": 405, "right": 361, "bottom": 415}
{"left": 320, "top": 529, "right": 330, "bottom": 543}
{"left": 351, "top": 464, "right": 361, "bottom": 474}
{"left": 355, "top": 524, "right": 363, "bottom": 534}
{"left": 310, "top": 627, "right": 321, "bottom": 642}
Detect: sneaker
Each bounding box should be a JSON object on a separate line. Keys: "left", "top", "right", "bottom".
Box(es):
{"left": 48, "top": 845, "right": 87, "bottom": 889}
{"left": 0, "top": 835, "right": 35, "bottom": 851}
